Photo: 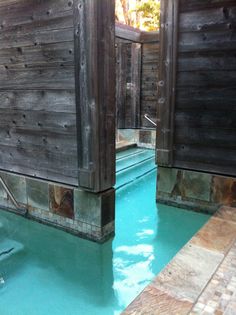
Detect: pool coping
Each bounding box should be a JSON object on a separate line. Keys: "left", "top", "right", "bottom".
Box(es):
{"left": 122, "top": 205, "right": 236, "bottom": 314}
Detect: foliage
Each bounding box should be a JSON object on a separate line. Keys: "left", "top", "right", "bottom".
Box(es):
{"left": 115, "top": 0, "right": 160, "bottom": 31}
{"left": 135, "top": 0, "right": 160, "bottom": 31}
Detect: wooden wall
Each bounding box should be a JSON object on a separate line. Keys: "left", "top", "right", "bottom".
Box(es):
{"left": 157, "top": 0, "right": 236, "bottom": 177}
{"left": 0, "top": 0, "right": 116, "bottom": 191}
{"left": 115, "top": 25, "right": 159, "bottom": 129}
{"left": 0, "top": 0, "right": 77, "bottom": 185}
{"left": 141, "top": 42, "right": 159, "bottom": 128}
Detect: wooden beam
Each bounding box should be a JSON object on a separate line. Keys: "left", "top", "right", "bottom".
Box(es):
{"left": 116, "top": 43, "right": 127, "bottom": 129}
{"left": 130, "top": 43, "right": 142, "bottom": 128}
{"left": 140, "top": 31, "right": 159, "bottom": 43}
{"left": 73, "top": 0, "right": 116, "bottom": 192}
{"left": 156, "top": 0, "right": 179, "bottom": 166}
{"left": 115, "top": 22, "right": 159, "bottom": 44}
{"left": 115, "top": 22, "right": 141, "bottom": 42}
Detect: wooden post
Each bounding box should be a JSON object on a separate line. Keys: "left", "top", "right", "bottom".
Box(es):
{"left": 116, "top": 43, "right": 127, "bottom": 129}
{"left": 156, "top": 0, "right": 179, "bottom": 166}
{"left": 130, "top": 43, "right": 142, "bottom": 128}
{"left": 73, "top": 0, "right": 116, "bottom": 192}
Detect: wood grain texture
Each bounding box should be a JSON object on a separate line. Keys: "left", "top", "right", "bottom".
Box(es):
{"left": 0, "top": 0, "right": 77, "bottom": 185}
{"left": 157, "top": 0, "right": 179, "bottom": 166}
{"left": 74, "top": 0, "right": 115, "bottom": 192}
{"left": 173, "top": 0, "right": 236, "bottom": 177}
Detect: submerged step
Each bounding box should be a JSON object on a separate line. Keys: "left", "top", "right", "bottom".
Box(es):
{"left": 0, "top": 239, "right": 24, "bottom": 262}
{"left": 115, "top": 156, "right": 156, "bottom": 189}
{"left": 116, "top": 150, "right": 155, "bottom": 173}
{"left": 116, "top": 147, "right": 146, "bottom": 160}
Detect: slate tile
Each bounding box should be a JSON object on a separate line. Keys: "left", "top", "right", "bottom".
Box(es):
{"left": 190, "top": 217, "right": 236, "bottom": 254}
{"left": 49, "top": 185, "right": 74, "bottom": 219}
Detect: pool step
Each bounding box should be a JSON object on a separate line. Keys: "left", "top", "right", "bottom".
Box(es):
{"left": 115, "top": 156, "right": 156, "bottom": 189}
{"left": 116, "top": 150, "right": 155, "bottom": 173}
{"left": 116, "top": 147, "right": 145, "bottom": 160}
{"left": 0, "top": 239, "right": 24, "bottom": 262}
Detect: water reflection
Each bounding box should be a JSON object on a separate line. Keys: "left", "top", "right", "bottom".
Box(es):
{"left": 0, "top": 168, "right": 209, "bottom": 315}
{"left": 112, "top": 170, "right": 158, "bottom": 311}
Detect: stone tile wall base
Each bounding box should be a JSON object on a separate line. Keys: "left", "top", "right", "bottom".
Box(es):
{"left": 0, "top": 170, "right": 115, "bottom": 243}
{"left": 157, "top": 167, "right": 236, "bottom": 213}
{"left": 117, "top": 129, "right": 156, "bottom": 149}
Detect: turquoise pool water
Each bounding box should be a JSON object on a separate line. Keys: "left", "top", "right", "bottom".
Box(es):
{"left": 0, "top": 149, "right": 210, "bottom": 315}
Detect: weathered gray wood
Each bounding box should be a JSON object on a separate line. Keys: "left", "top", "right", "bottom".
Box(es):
{"left": 74, "top": 0, "right": 115, "bottom": 192}
{"left": 0, "top": 26, "right": 73, "bottom": 50}
{"left": 176, "top": 86, "right": 236, "bottom": 111}
{"left": 174, "top": 144, "right": 236, "bottom": 177}
{"left": 179, "top": 31, "right": 236, "bottom": 53}
{"left": 171, "top": 0, "right": 236, "bottom": 178}
{"left": 178, "top": 52, "right": 236, "bottom": 71}
{"left": 0, "top": 0, "right": 78, "bottom": 186}
{"left": 116, "top": 43, "right": 128, "bottom": 128}
{"left": 179, "top": 6, "right": 236, "bottom": 32}
{"left": 0, "top": 67, "right": 75, "bottom": 90}
{"left": 180, "top": 0, "right": 236, "bottom": 12}
{"left": 0, "top": 90, "right": 76, "bottom": 112}
{"left": 130, "top": 43, "right": 142, "bottom": 128}
{"left": 175, "top": 127, "right": 236, "bottom": 148}
{"left": 141, "top": 31, "right": 159, "bottom": 43}
{"left": 141, "top": 42, "right": 159, "bottom": 128}
{"left": 115, "top": 22, "right": 141, "bottom": 42}
{"left": 0, "top": 42, "right": 74, "bottom": 66}
{"left": 156, "top": 0, "right": 179, "bottom": 165}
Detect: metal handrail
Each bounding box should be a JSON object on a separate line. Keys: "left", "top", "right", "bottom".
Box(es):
{"left": 144, "top": 114, "right": 157, "bottom": 127}
{"left": 0, "top": 176, "right": 27, "bottom": 215}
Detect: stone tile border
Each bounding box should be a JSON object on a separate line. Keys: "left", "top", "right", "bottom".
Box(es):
{"left": 122, "top": 206, "right": 236, "bottom": 315}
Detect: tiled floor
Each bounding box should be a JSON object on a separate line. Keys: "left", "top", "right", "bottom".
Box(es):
{"left": 122, "top": 206, "right": 236, "bottom": 315}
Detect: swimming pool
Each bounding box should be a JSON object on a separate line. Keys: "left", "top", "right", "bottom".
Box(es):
{"left": 0, "top": 149, "right": 210, "bottom": 315}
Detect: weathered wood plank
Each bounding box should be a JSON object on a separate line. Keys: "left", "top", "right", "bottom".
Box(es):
{"left": 0, "top": 0, "right": 78, "bottom": 186}
{"left": 0, "top": 90, "right": 76, "bottom": 113}
{"left": 140, "top": 31, "right": 159, "bottom": 43}
{"left": 140, "top": 41, "right": 159, "bottom": 128}
{"left": 179, "top": 30, "right": 236, "bottom": 53}
{"left": 0, "top": 42, "right": 74, "bottom": 66}
{"left": 0, "top": 109, "right": 77, "bottom": 134}
{"left": 115, "top": 22, "right": 141, "bottom": 42}
{"left": 179, "top": 6, "right": 236, "bottom": 32}
{"left": 156, "top": 0, "right": 179, "bottom": 165}
{"left": 180, "top": 0, "right": 236, "bottom": 12}
{"left": 174, "top": 160, "right": 236, "bottom": 177}
{"left": 174, "top": 144, "right": 236, "bottom": 167}
{"left": 176, "top": 86, "right": 236, "bottom": 110}
{"left": 177, "top": 70, "right": 236, "bottom": 88}
{"left": 74, "top": 0, "right": 115, "bottom": 192}
{"left": 178, "top": 52, "right": 236, "bottom": 71}
{"left": 175, "top": 110, "right": 236, "bottom": 130}
{"left": 171, "top": 0, "right": 236, "bottom": 178}
{"left": 175, "top": 127, "right": 236, "bottom": 148}
{"left": 0, "top": 143, "right": 78, "bottom": 182}
{"left": 116, "top": 43, "right": 128, "bottom": 128}
{"left": 130, "top": 43, "right": 141, "bottom": 128}
{"left": 0, "top": 28, "right": 73, "bottom": 49}
{"left": 0, "top": 67, "right": 75, "bottom": 90}
{"left": 0, "top": 0, "right": 73, "bottom": 24}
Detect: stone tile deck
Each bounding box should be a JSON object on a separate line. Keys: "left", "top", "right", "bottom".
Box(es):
{"left": 122, "top": 206, "right": 236, "bottom": 315}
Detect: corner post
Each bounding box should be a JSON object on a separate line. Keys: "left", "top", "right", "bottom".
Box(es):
{"left": 73, "top": 0, "right": 116, "bottom": 192}
{"left": 156, "top": 0, "right": 179, "bottom": 166}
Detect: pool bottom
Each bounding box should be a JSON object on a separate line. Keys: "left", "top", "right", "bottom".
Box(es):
{"left": 0, "top": 169, "right": 210, "bottom": 315}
